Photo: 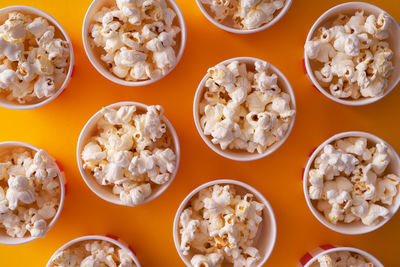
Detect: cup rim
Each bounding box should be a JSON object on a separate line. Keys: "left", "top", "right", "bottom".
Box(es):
{"left": 303, "top": 1, "right": 400, "bottom": 106}
{"left": 82, "top": 0, "right": 187, "bottom": 87}
{"left": 76, "top": 101, "right": 181, "bottom": 207}
{"left": 45, "top": 235, "right": 141, "bottom": 267}
{"left": 0, "top": 5, "right": 74, "bottom": 110}
{"left": 172, "top": 179, "right": 277, "bottom": 267}
{"left": 0, "top": 141, "right": 65, "bottom": 245}
{"left": 302, "top": 131, "right": 400, "bottom": 235}
{"left": 304, "top": 246, "right": 384, "bottom": 267}
{"left": 193, "top": 56, "right": 296, "bottom": 161}
{"left": 194, "top": 0, "right": 292, "bottom": 34}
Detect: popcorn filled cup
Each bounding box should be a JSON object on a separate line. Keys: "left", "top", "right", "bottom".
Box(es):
{"left": 303, "top": 131, "right": 400, "bottom": 235}
{"left": 0, "top": 6, "right": 74, "bottom": 110}
{"left": 173, "top": 179, "right": 277, "bottom": 267}
{"left": 195, "top": 0, "right": 292, "bottom": 34}
{"left": 0, "top": 141, "right": 65, "bottom": 245}
{"left": 77, "top": 101, "right": 180, "bottom": 207}
{"left": 304, "top": 2, "right": 400, "bottom": 106}
{"left": 298, "top": 245, "right": 383, "bottom": 267}
{"left": 193, "top": 57, "right": 296, "bottom": 161}
{"left": 82, "top": 0, "right": 187, "bottom": 86}
{"left": 46, "top": 235, "right": 141, "bottom": 267}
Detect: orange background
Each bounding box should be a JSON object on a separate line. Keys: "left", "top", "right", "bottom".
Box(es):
{"left": 0, "top": 0, "right": 400, "bottom": 266}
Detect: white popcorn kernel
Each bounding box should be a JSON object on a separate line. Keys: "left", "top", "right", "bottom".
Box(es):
{"left": 33, "top": 75, "right": 55, "bottom": 98}
{"left": 361, "top": 203, "right": 389, "bottom": 225}
{"left": 376, "top": 174, "right": 399, "bottom": 205}
{"left": 371, "top": 142, "right": 390, "bottom": 175}
{"left": 6, "top": 175, "right": 35, "bottom": 210}
{"left": 26, "top": 17, "right": 49, "bottom": 38}
{"left": 191, "top": 253, "right": 223, "bottom": 267}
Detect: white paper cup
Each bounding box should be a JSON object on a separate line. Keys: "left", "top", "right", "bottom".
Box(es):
{"left": 193, "top": 57, "right": 296, "bottom": 161}
{"left": 173, "top": 179, "right": 277, "bottom": 267}
{"left": 304, "top": 2, "right": 400, "bottom": 106}
{"left": 0, "top": 141, "right": 66, "bottom": 245}
{"left": 303, "top": 131, "right": 400, "bottom": 235}
{"left": 0, "top": 6, "right": 74, "bottom": 110}
{"left": 195, "top": 0, "right": 292, "bottom": 34}
{"left": 77, "top": 101, "right": 180, "bottom": 207}
{"left": 46, "top": 235, "right": 141, "bottom": 267}
{"left": 82, "top": 0, "right": 186, "bottom": 87}
{"left": 298, "top": 245, "right": 383, "bottom": 267}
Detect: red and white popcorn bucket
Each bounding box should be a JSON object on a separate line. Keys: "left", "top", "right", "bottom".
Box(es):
{"left": 298, "top": 245, "right": 383, "bottom": 267}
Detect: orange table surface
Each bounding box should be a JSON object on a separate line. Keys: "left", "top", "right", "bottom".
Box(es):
{"left": 1, "top": 0, "right": 400, "bottom": 266}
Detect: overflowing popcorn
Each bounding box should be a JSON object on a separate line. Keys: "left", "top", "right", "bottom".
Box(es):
{"left": 308, "top": 137, "right": 400, "bottom": 226}
{"left": 0, "top": 147, "right": 61, "bottom": 238}
{"left": 200, "top": 0, "right": 285, "bottom": 30}
{"left": 199, "top": 60, "right": 295, "bottom": 154}
{"left": 81, "top": 104, "right": 176, "bottom": 206}
{"left": 310, "top": 251, "right": 374, "bottom": 267}
{"left": 89, "top": 0, "right": 181, "bottom": 81}
{"left": 305, "top": 11, "right": 394, "bottom": 99}
{"left": 50, "top": 240, "right": 136, "bottom": 267}
{"left": 179, "top": 184, "right": 265, "bottom": 267}
{"left": 0, "top": 11, "right": 70, "bottom": 104}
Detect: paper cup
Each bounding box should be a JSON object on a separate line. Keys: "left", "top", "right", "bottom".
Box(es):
{"left": 298, "top": 245, "right": 383, "bottom": 267}
{"left": 82, "top": 0, "right": 187, "bottom": 86}
{"left": 195, "top": 0, "right": 292, "bottom": 34}
{"left": 303, "top": 131, "right": 400, "bottom": 235}
{"left": 46, "top": 235, "right": 141, "bottom": 267}
{"left": 0, "top": 6, "right": 74, "bottom": 110}
{"left": 77, "top": 101, "right": 180, "bottom": 207}
{"left": 193, "top": 57, "right": 296, "bottom": 161}
{"left": 173, "top": 179, "right": 277, "bottom": 267}
{"left": 0, "top": 141, "right": 66, "bottom": 245}
{"left": 304, "top": 2, "right": 400, "bottom": 106}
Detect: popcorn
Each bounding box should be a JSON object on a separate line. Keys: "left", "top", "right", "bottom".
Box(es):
{"left": 179, "top": 184, "right": 264, "bottom": 267}
{"left": 200, "top": 0, "right": 285, "bottom": 30}
{"left": 308, "top": 137, "right": 399, "bottom": 226}
{"left": 0, "top": 147, "right": 61, "bottom": 238}
{"left": 305, "top": 10, "right": 394, "bottom": 99}
{"left": 0, "top": 12, "right": 70, "bottom": 104}
{"left": 81, "top": 105, "right": 176, "bottom": 206}
{"left": 310, "top": 251, "right": 374, "bottom": 267}
{"left": 89, "top": 0, "right": 181, "bottom": 81}
{"left": 199, "top": 60, "right": 295, "bottom": 154}
{"left": 49, "top": 240, "right": 137, "bottom": 267}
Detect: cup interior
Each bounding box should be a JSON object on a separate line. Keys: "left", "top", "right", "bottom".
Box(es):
{"left": 0, "top": 6, "right": 74, "bottom": 110}
{"left": 0, "top": 142, "right": 64, "bottom": 245}
{"left": 77, "top": 102, "right": 180, "bottom": 206}
{"left": 173, "top": 179, "right": 277, "bottom": 267}
{"left": 303, "top": 131, "right": 400, "bottom": 234}
{"left": 82, "top": 0, "right": 186, "bottom": 86}
{"left": 304, "top": 247, "right": 383, "bottom": 267}
{"left": 305, "top": 2, "right": 400, "bottom": 105}
{"left": 193, "top": 57, "right": 296, "bottom": 161}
